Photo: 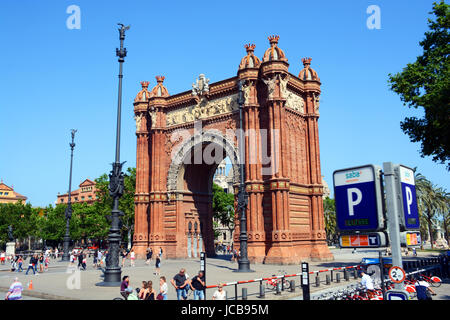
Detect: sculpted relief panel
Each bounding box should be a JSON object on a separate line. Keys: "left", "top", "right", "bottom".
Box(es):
{"left": 285, "top": 89, "right": 304, "bottom": 113}
{"left": 166, "top": 94, "right": 239, "bottom": 126}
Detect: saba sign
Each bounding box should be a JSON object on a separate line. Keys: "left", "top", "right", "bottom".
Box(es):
{"left": 396, "top": 165, "right": 420, "bottom": 230}
{"left": 333, "top": 165, "right": 385, "bottom": 232}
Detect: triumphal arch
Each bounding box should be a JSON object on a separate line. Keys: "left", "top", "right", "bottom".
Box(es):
{"left": 132, "top": 36, "right": 333, "bottom": 264}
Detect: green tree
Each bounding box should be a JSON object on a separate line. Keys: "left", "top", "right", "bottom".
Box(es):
{"left": 95, "top": 167, "right": 136, "bottom": 248}
{"left": 323, "top": 197, "right": 337, "bottom": 245}
{"left": 388, "top": 1, "right": 450, "bottom": 170}
{"left": 212, "top": 183, "right": 235, "bottom": 240}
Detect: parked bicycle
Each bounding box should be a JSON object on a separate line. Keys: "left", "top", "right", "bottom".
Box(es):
{"left": 265, "top": 270, "right": 291, "bottom": 291}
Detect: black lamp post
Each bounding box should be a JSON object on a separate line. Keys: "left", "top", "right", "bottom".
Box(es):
{"left": 97, "top": 23, "right": 129, "bottom": 286}
{"left": 235, "top": 80, "right": 253, "bottom": 273}
{"left": 62, "top": 129, "right": 77, "bottom": 262}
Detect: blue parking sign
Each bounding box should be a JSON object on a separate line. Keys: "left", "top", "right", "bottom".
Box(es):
{"left": 398, "top": 165, "right": 420, "bottom": 230}
{"left": 333, "top": 165, "right": 385, "bottom": 232}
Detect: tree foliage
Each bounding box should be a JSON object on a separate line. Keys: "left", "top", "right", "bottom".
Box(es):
{"left": 212, "top": 183, "right": 235, "bottom": 239}
{"left": 388, "top": 1, "right": 450, "bottom": 170}
{"left": 415, "top": 171, "right": 449, "bottom": 248}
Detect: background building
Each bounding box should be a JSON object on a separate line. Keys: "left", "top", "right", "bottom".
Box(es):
{"left": 0, "top": 181, "right": 27, "bottom": 204}
{"left": 56, "top": 179, "right": 98, "bottom": 205}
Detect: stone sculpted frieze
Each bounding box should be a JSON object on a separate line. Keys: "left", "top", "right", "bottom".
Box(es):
{"left": 166, "top": 93, "right": 239, "bottom": 126}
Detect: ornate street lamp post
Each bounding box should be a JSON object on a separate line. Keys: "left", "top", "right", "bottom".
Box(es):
{"left": 97, "top": 23, "right": 129, "bottom": 286}
{"left": 235, "top": 80, "right": 253, "bottom": 273}
{"left": 62, "top": 129, "right": 77, "bottom": 262}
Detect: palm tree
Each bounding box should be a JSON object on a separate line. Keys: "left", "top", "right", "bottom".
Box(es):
{"left": 415, "top": 172, "right": 449, "bottom": 249}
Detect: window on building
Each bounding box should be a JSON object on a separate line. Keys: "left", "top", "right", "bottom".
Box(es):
{"left": 0, "top": 192, "right": 3, "bottom": 195}
{"left": 81, "top": 196, "right": 85, "bottom": 200}
{"left": 4, "top": 192, "right": 8, "bottom": 195}
{"left": 61, "top": 199, "right": 64, "bottom": 203}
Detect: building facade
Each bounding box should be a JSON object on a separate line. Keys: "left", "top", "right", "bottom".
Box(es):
{"left": 133, "top": 36, "right": 333, "bottom": 264}
{"left": 0, "top": 181, "right": 27, "bottom": 204}
{"left": 56, "top": 179, "right": 98, "bottom": 205}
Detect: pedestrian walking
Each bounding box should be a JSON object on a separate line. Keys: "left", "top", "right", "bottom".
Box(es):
{"left": 171, "top": 268, "right": 190, "bottom": 300}
{"left": 155, "top": 255, "right": 161, "bottom": 275}
{"left": 25, "top": 255, "right": 36, "bottom": 275}
{"left": 93, "top": 249, "right": 98, "bottom": 268}
{"left": 129, "top": 249, "right": 135, "bottom": 267}
{"left": 159, "top": 247, "right": 163, "bottom": 259}
{"left": 139, "top": 281, "right": 149, "bottom": 300}
{"left": 16, "top": 256, "right": 23, "bottom": 272}
{"left": 5, "top": 277, "right": 23, "bottom": 300}
{"left": 158, "top": 276, "right": 168, "bottom": 300}
{"left": 146, "top": 280, "right": 156, "bottom": 300}
{"left": 145, "top": 248, "right": 153, "bottom": 265}
{"left": 190, "top": 271, "right": 206, "bottom": 300}
{"left": 0, "top": 251, "right": 5, "bottom": 265}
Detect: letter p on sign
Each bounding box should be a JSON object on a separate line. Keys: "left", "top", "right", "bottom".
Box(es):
{"left": 347, "top": 188, "right": 362, "bottom": 216}
{"left": 405, "top": 186, "right": 412, "bottom": 215}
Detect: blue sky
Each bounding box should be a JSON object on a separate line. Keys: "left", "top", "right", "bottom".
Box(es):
{"left": 0, "top": 0, "right": 448, "bottom": 207}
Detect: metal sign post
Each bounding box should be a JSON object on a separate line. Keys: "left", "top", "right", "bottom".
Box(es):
{"left": 301, "top": 262, "right": 310, "bottom": 300}
{"left": 383, "top": 162, "right": 404, "bottom": 290}
{"left": 200, "top": 252, "right": 206, "bottom": 300}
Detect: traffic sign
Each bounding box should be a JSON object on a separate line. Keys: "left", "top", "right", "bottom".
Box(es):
{"left": 397, "top": 165, "right": 420, "bottom": 230}
{"left": 334, "top": 165, "right": 385, "bottom": 232}
{"left": 386, "top": 290, "right": 409, "bottom": 300}
{"left": 339, "top": 232, "right": 387, "bottom": 248}
{"left": 388, "top": 266, "right": 406, "bottom": 283}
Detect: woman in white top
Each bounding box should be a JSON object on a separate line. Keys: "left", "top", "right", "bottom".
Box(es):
{"left": 159, "top": 276, "right": 168, "bottom": 300}
{"left": 212, "top": 284, "right": 227, "bottom": 300}
{"left": 129, "top": 249, "right": 135, "bottom": 267}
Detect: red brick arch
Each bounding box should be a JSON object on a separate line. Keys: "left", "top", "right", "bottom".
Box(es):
{"left": 132, "top": 38, "right": 333, "bottom": 264}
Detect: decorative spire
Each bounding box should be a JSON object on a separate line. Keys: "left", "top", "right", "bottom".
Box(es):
{"left": 299, "top": 57, "right": 320, "bottom": 81}
{"left": 302, "top": 57, "right": 312, "bottom": 67}
{"left": 244, "top": 43, "right": 256, "bottom": 53}
{"left": 268, "top": 35, "right": 280, "bottom": 45}
{"left": 239, "top": 44, "right": 261, "bottom": 70}
{"left": 150, "top": 75, "right": 169, "bottom": 98}
{"left": 262, "top": 35, "right": 287, "bottom": 62}
{"left": 140, "top": 81, "right": 150, "bottom": 89}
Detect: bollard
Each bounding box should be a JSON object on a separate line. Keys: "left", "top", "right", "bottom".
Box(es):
{"left": 336, "top": 273, "right": 341, "bottom": 283}
{"left": 344, "top": 269, "right": 349, "bottom": 281}
{"left": 290, "top": 280, "right": 295, "bottom": 292}
{"left": 326, "top": 274, "right": 330, "bottom": 285}
{"left": 276, "top": 282, "right": 282, "bottom": 295}
{"left": 315, "top": 274, "right": 320, "bottom": 287}
{"left": 258, "top": 281, "right": 265, "bottom": 298}
{"left": 353, "top": 269, "right": 358, "bottom": 279}
{"left": 242, "top": 288, "right": 248, "bottom": 300}
{"left": 330, "top": 270, "right": 334, "bottom": 282}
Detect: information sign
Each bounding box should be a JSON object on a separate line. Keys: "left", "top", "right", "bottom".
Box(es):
{"left": 334, "top": 165, "right": 384, "bottom": 231}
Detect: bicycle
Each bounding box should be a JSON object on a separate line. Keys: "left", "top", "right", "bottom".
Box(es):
{"left": 420, "top": 273, "right": 442, "bottom": 287}
{"left": 265, "top": 270, "right": 291, "bottom": 291}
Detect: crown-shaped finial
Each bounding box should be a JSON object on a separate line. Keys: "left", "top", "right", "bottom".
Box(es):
{"left": 302, "top": 57, "right": 312, "bottom": 66}
{"left": 268, "top": 35, "right": 280, "bottom": 45}
{"left": 244, "top": 43, "right": 256, "bottom": 53}
{"left": 140, "top": 81, "right": 150, "bottom": 89}
{"left": 155, "top": 75, "right": 165, "bottom": 83}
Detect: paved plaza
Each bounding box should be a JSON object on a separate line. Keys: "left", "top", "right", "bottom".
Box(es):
{"left": 0, "top": 248, "right": 448, "bottom": 300}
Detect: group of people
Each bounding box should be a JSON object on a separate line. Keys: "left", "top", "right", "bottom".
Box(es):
{"left": 120, "top": 268, "right": 226, "bottom": 301}
{"left": 359, "top": 269, "right": 437, "bottom": 300}
{"left": 9, "top": 253, "right": 51, "bottom": 275}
